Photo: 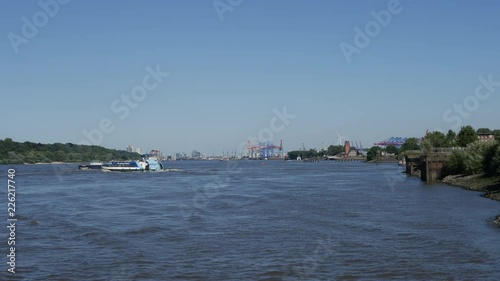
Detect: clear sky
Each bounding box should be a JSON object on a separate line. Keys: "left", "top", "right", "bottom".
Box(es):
{"left": 1, "top": 0, "right": 499, "bottom": 155}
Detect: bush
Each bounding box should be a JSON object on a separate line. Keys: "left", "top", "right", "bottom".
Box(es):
{"left": 446, "top": 140, "right": 498, "bottom": 175}
{"left": 463, "top": 141, "right": 497, "bottom": 175}
{"left": 367, "top": 146, "right": 382, "bottom": 161}
{"left": 463, "top": 149, "right": 484, "bottom": 175}
{"left": 447, "top": 150, "right": 465, "bottom": 174}
{"left": 492, "top": 150, "right": 500, "bottom": 174}
{"left": 483, "top": 142, "right": 500, "bottom": 175}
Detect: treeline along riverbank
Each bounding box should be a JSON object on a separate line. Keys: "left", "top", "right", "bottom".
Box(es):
{"left": 0, "top": 138, "right": 140, "bottom": 164}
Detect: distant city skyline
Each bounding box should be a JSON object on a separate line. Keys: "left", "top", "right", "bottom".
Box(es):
{"left": 1, "top": 1, "right": 499, "bottom": 155}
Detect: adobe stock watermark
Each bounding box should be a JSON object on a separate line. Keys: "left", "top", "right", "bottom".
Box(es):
{"left": 7, "top": 0, "right": 70, "bottom": 54}
{"left": 52, "top": 163, "right": 74, "bottom": 183}
{"left": 179, "top": 161, "right": 242, "bottom": 219}
{"left": 109, "top": 264, "right": 130, "bottom": 281}
{"left": 443, "top": 74, "right": 499, "bottom": 131}
{"left": 51, "top": 65, "right": 168, "bottom": 182}
{"left": 289, "top": 236, "right": 335, "bottom": 280}
{"left": 80, "top": 65, "right": 169, "bottom": 146}
{"left": 242, "top": 106, "right": 297, "bottom": 150}
{"left": 339, "top": 0, "right": 407, "bottom": 63}
{"left": 178, "top": 106, "right": 296, "bottom": 219}
{"left": 213, "top": 0, "right": 243, "bottom": 22}
{"left": 384, "top": 169, "right": 406, "bottom": 192}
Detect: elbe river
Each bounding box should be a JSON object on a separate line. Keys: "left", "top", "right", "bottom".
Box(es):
{"left": 2, "top": 160, "right": 499, "bottom": 280}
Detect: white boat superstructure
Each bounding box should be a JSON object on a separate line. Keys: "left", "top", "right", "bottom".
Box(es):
{"left": 101, "top": 158, "right": 164, "bottom": 172}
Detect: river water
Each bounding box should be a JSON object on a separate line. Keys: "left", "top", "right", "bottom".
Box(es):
{"left": 2, "top": 161, "right": 499, "bottom": 280}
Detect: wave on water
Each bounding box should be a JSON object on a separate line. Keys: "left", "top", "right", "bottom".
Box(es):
{"left": 123, "top": 226, "right": 169, "bottom": 235}
{"left": 164, "top": 168, "right": 184, "bottom": 172}
{"left": 161, "top": 168, "right": 219, "bottom": 175}
{"left": 13, "top": 161, "right": 500, "bottom": 280}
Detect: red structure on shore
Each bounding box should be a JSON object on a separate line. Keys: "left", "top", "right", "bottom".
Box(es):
{"left": 344, "top": 140, "right": 350, "bottom": 156}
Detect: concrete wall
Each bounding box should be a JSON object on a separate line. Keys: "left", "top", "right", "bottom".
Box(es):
{"left": 422, "top": 154, "right": 450, "bottom": 182}
{"left": 406, "top": 153, "right": 450, "bottom": 182}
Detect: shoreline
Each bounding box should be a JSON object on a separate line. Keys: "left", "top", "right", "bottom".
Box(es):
{"left": 441, "top": 174, "right": 500, "bottom": 202}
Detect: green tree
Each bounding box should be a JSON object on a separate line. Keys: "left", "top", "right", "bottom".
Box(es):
{"left": 400, "top": 137, "right": 420, "bottom": 152}
{"left": 24, "top": 151, "right": 37, "bottom": 164}
{"left": 447, "top": 140, "right": 497, "bottom": 175}
{"left": 0, "top": 139, "right": 140, "bottom": 164}
{"left": 493, "top": 129, "right": 500, "bottom": 140}
{"left": 447, "top": 150, "right": 465, "bottom": 175}
{"left": 367, "top": 146, "right": 382, "bottom": 161}
{"left": 477, "top": 128, "right": 492, "bottom": 134}
{"left": 287, "top": 151, "right": 300, "bottom": 160}
{"left": 423, "top": 131, "right": 449, "bottom": 148}
{"left": 483, "top": 141, "right": 500, "bottom": 175}
{"left": 446, "top": 130, "right": 457, "bottom": 147}
{"left": 287, "top": 149, "right": 320, "bottom": 159}
{"left": 457, "top": 125, "right": 477, "bottom": 147}
{"left": 327, "top": 145, "right": 344, "bottom": 156}
{"left": 385, "top": 145, "right": 399, "bottom": 155}
{"left": 54, "top": 150, "right": 66, "bottom": 162}
{"left": 462, "top": 141, "right": 497, "bottom": 175}
{"left": 0, "top": 138, "right": 14, "bottom": 157}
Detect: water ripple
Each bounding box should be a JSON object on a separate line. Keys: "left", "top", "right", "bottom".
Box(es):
{"left": 10, "top": 161, "right": 500, "bottom": 280}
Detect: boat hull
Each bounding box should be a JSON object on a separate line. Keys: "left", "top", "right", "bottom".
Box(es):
{"left": 101, "top": 166, "right": 143, "bottom": 172}
{"left": 78, "top": 161, "right": 103, "bottom": 170}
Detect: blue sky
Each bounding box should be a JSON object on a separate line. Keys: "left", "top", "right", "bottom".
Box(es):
{"left": 1, "top": 0, "right": 499, "bottom": 155}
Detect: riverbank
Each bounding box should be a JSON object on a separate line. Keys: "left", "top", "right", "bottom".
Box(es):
{"left": 441, "top": 174, "right": 500, "bottom": 227}
{"left": 441, "top": 174, "right": 500, "bottom": 202}
{"left": 367, "top": 156, "right": 399, "bottom": 163}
